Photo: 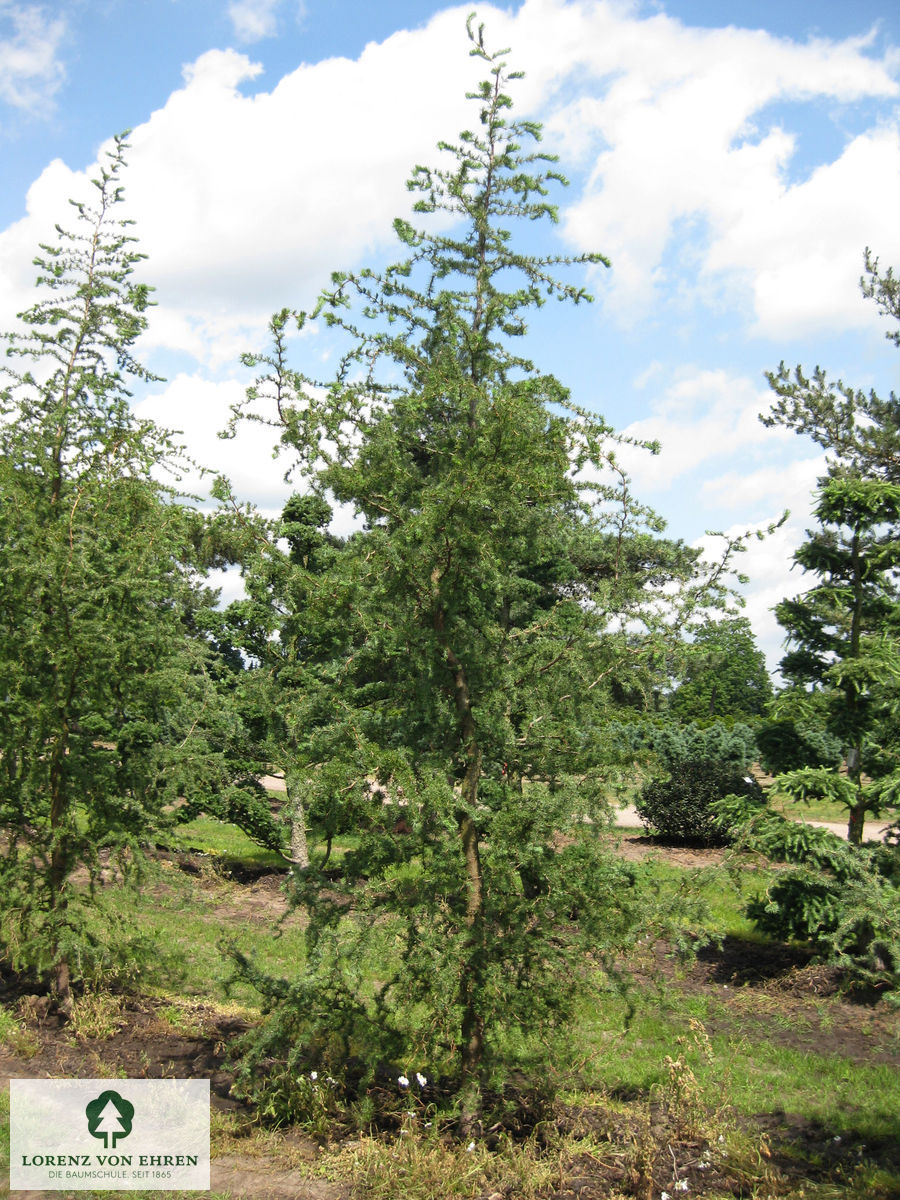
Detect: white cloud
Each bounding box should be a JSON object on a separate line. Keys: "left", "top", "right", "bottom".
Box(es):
{"left": 691, "top": 446, "right": 832, "bottom": 671}
{"left": 708, "top": 128, "right": 900, "bottom": 338}
{"left": 555, "top": 7, "right": 900, "bottom": 332}
{"left": 228, "top": 0, "right": 280, "bottom": 43}
{"left": 134, "top": 373, "right": 298, "bottom": 510}
{"left": 0, "top": 1, "right": 66, "bottom": 115}
{"left": 701, "top": 454, "right": 825, "bottom": 514}
{"left": 0, "top": 156, "right": 90, "bottom": 333}
{"left": 617, "top": 367, "right": 795, "bottom": 494}
{"left": 694, "top": 511, "right": 814, "bottom": 674}
{"left": 3, "top": 0, "right": 898, "bottom": 369}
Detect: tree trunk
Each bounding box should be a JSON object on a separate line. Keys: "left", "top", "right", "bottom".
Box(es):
{"left": 451, "top": 667, "right": 486, "bottom": 1136}
{"left": 286, "top": 775, "right": 310, "bottom": 868}
{"left": 49, "top": 753, "right": 73, "bottom": 1019}
{"left": 435, "top": 601, "right": 487, "bottom": 1133}
{"left": 847, "top": 803, "right": 865, "bottom": 846}
{"left": 458, "top": 806, "right": 485, "bottom": 1136}
{"left": 846, "top": 747, "right": 864, "bottom": 846}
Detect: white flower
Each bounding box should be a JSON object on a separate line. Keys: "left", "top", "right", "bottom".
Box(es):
{"left": 661, "top": 1192, "right": 670, "bottom": 1200}
{"left": 675, "top": 1181, "right": 689, "bottom": 1192}
{"left": 309, "top": 1071, "right": 318, "bottom": 1081}
{"left": 416, "top": 1072, "right": 427, "bottom": 1087}
{"left": 467, "top": 1141, "right": 476, "bottom": 1152}
{"left": 398, "top": 1075, "right": 410, "bottom": 1088}
{"left": 833, "top": 1135, "right": 841, "bottom": 1143}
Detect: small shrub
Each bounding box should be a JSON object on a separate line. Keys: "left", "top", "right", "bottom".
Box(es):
{"left": 715, "top": 795, "right": 900, "bottom": 991}
{"left": 635, "top": 722, "right": 763, "bottom": 844}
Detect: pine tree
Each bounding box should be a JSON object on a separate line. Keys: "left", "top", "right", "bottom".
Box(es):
{"left": 230, "top": 21, "right": 744, "bottom": 1129}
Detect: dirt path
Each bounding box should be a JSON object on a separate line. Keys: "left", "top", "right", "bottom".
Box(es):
{"left": 614, "top": 803, "right": 892, "bottom": 842}
{"left": 264, "top": 775, "right": 893, "bottom": 842}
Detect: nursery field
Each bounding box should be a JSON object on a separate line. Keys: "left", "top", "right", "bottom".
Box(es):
{"left": 2, "top": 819, "right": 898, "bottom": 1200}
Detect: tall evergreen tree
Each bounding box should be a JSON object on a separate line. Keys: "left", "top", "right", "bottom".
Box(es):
{"left": 772, "top": 472, "right": 900, "bottom": 843}
{"left": 762, "top": 253, "right": 900, "bottom": 844}
{"left": 670, "top": 615, "right": 772, "bottom": 721}
{"left": 230, "top": 22, "right": 745, "bottom": 1128}
{"left": 0, "top": 136, "right": 218, "bottom": 1010}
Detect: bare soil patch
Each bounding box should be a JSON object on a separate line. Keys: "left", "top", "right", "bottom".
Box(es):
{"left": 611, "top": 832, "right": 729, "bottom": 867}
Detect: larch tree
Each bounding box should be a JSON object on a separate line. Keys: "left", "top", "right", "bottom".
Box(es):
{"left": 229, "top": 21, "right": 747, "bottom": 1129}
{"left": 0, "top": 136, "right": 223, "bottom": 1011}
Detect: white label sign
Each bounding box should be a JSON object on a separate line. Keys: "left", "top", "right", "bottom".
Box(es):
{"left": 10, "top": 1079, "right": 210, "bottom": 1191}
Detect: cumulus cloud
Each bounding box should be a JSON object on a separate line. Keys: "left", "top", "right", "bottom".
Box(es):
{"left": 554, "top": 7, "right": 900, "bottom": 333}
{"left": 694, "top": 506, "right": 820, "bottom": 673}
{"left": 2, "top": 0, "right": 898, "bottom": 652}
{"left": 0, "top": 1, "right": 66, "bottom": 115}
{"left": 134, "top": 373, "right": 297, "bottom": 510}
{"left": 2, "top": 0, "right": 897, "bottom": 366}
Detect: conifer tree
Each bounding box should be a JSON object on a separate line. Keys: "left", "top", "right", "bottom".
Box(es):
{"left": 0, "top": 136, "right": 219, "bottom": 1010}
{"left": 762, "top": 255, "right": 900, "bottom": 844}
{"left": 670, "top": 615, "right": 772, "bottom": 721}
{"left": 231, "top": 21, "right": 745, "bottom": 1128}
{"left": 772, "top": 473, "right": 900, "bottom": 843}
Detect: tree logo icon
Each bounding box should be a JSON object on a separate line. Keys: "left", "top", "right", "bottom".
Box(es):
{"left": 85, "top": 1090, "right": 135, "bottom": 1149}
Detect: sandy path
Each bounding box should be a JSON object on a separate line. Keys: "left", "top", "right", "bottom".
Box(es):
{"left": 614, "top": 804, "right": 892, "bottom": 842}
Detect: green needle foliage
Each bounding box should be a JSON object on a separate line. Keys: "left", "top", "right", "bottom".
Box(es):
{"left": 0, "top": 135, "right": 224, "bottom": 1010}
{"left": 715, "top": 796, "right": 899, "bottom": 991}
{"left": 229, "top": 20, "right": 747, "bottom": 1131}
{"left": 773, "top": 472, "right": 900, "bottom": 842}
{"left": 763, "top": 260, "right": 900, "bottom": 845}
{"left": 669, "top": 615, "right": 772, "bottom": 722}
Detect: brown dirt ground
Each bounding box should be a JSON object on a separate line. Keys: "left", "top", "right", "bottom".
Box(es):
{"left": 2, "top": 843, "right": 899, "bottom": 1200}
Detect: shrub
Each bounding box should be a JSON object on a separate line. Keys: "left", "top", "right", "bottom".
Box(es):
{"left": 756, "top": 718, "right": 843, "bottom": 775}
{"left": 635, "top": 722, "right": 763, "bottom": 845}
{"left": 714, "top": 796, "right": 900, "bottom": 991}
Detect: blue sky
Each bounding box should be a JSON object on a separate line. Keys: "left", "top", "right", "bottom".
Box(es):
{"left": 1, "top": 0, "right": 899, "bottom": 669}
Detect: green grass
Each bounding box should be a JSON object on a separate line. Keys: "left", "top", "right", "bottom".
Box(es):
{"left": 630, "top": 856, "right": 776, "bottom": 940}
{"left": 88, "top": 863, "right": 307, "bottom": 1007}
{"left": 167, "top": 813, "right": 363, "bottom": 869}
{"left": 771, "top": 793, "right": 851, "bottom": 824}
{"left": 167, "top": 814, "right": 287, "bottom": 869}
{"left": 589, "top": 987, "right": 893, "bottom": 1122}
